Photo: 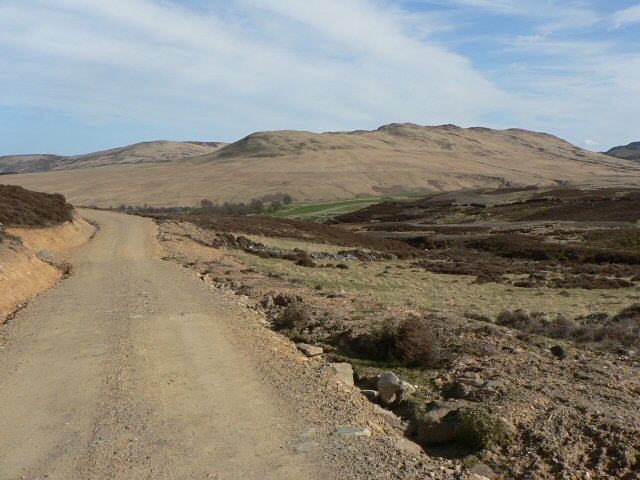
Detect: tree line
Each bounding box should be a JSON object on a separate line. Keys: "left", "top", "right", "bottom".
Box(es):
{"left": 113, "top": 194, "right": 293, "bottom": 216}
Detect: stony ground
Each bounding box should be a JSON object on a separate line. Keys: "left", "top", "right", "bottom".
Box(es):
{"left": 156, "top": 218, "right": 640, "bottom": 480}
{"left": 0, "top": 210, "right": 469, "bottom": 480}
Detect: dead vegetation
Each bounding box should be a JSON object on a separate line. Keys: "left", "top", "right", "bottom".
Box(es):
{"left": 332, "top": 186, "right": 640, "bottom": 224}
{"left": 344, "top": 316, "right": 450, "bottom": 368}
{"left": 145, "top": 212, "right": 422, "bottom": 258}
{"left": 495, "top": 304, "right": 640, "bottom": 351}
{"left": 0, "top": 184, "right": 74, "bottom": 227}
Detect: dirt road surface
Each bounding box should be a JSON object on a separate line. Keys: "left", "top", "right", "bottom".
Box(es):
{"left": 0, "top": 210, "right": 327, "bottom": 480}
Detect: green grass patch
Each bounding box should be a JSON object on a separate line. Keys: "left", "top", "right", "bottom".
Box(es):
{"left": 269, "top": 192, "right": 428, "bottom": 221}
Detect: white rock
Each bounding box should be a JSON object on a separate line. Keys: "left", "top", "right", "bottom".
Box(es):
{"left": 377, "top": 373, "right": 416, "bottom": 406}
{"left": 336, "top": 426, "right": 371, "bottom": 437}
{"left": 377, "top": 372, "right": 401, "bottom": 406}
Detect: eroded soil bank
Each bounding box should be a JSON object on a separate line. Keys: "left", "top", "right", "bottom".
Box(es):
{"left": 0, "top": 211, "right": 94, "bottom": 320}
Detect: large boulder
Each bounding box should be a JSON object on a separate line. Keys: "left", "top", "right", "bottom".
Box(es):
{"left": 323, "top": 363, "right": 354, "bottom": 386}
{"left": 377, "top": 372, "right": 416, "bottom": 406}
{"left": 416, "top": 401, "right": 468, "bottom": 445}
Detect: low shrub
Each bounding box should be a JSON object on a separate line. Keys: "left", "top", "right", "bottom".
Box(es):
{"left": 393, "top": 316, "right": 447, "bottom": 367}
{"left": 469, "top": 233, "right": 640, "bottom": 266}
{"left": 496, "top": 305, "right": 640, "bottom": 350}
{"left": 496, "top": 310, "right": 547, "bottom": 332}
{"left": 350, "top": 316, "right": 449, "bottom": 368}
{"left": 613, "top": 303, "right": 640, "bottom": 322}
{"left": 272, "top": 303, "right": 311, "bottom": 333}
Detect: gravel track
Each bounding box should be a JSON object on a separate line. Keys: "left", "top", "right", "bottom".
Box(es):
{"left": 0, "top": 210, "right": 446, "bottom": 480}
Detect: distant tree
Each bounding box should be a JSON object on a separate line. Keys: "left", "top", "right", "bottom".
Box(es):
{"left": 249, "top": 198, "right": 265, "bottom": 214}
{"left": 282, "top": 194, "right": 293, "bottom": 205}
{"left": 200, "top": 199, "right": 214, "bottom": 210}
{"left": 270, "top": 200, "right": 283, "bottom": 212}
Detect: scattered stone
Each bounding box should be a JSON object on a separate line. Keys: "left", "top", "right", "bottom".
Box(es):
{"left": 467, "top": 388, "right": 498, "bottom": 402}
{"left": 417, "top": 401, "right": 514, "bottom": 449}
{"left": 296, "top": 343, "right": 323, "bottom": 357}
{"left": 323, "top": 363, "right": 354, "bottom": 386}
{"left": 417, "top": 402, "right": 467, "bottom": 445}
{"left": 460, "top": 372, "right": 482, "bottom": 381}
{"left": 378, "top": 372, "right": 402, "bottom": 406}
{"left": 323, "top": 291, "right": 344, "bottom": 299}
{"left": 260, "top": 296, "right": 274, "bottom": 309}
{"left": 299, "top": 426, "right": 317, "bottom": 437}
{"left": 398, "top": 381, "right": 416, "bottom": 402}
{"left": 467, "top": 474, "right": 491, "bottom": 480}
{"left": 336, "top": 426, "right": 371, "bottom": 437}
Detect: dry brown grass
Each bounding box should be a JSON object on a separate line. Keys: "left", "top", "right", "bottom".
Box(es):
{"left": 229, "top": 237, "right": 637, "bottom": 319}
{"left": 7, "top": 124, "right": 640, "bottom": 207}
{"left": 495, "top": 305, "right": 640, "bottom": 350}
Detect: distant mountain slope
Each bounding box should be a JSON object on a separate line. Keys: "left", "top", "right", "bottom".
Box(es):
{"left": 604, "top": 142, "right": 640, "bottom": 161}
{"left": 5, "top": 124, "right": 640, "bottom": 207}
{"left": 0, "top": 141, "right": 225, "bottom": 174}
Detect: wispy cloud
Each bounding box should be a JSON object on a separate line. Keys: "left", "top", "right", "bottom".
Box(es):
{"left": 611, "top": 4, "right": 640, "bottom": 28}
{"left": 0, "top": 0, "right": 509, "bottom": 153}
{"left": 0, "top": 0, "right": 638, "bottom": 154}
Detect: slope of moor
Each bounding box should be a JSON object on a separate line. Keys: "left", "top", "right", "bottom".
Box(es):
{"left": 6, "top": 123, "right": 640, "bottom": 207}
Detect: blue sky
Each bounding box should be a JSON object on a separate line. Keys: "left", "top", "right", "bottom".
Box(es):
{"left": 0, "top": 0, "right": 639, "bottom": 155}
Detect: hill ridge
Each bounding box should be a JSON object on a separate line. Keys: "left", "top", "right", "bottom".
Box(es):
{"left": 4, "top": 123, "right": 640, "bottom": 207}
{"left": 604, "top": 141, "right": 640, "bottom": 161}
{"left": 0, "top": 140, "right": 226, "bottom": 174}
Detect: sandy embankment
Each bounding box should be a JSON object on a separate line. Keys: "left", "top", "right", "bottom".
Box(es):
{"left": 0, "top": 211, "right": 94, "bottom": 320}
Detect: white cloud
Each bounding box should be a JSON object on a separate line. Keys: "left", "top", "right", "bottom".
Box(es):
{"left": 612, "top": 4, "right": 640, "bottom": 28}
{"left": 0, "top": 0, "right": 638, "bottom": 153}
{"left": 0, "top": 0, "right": 508, "bottom": 142}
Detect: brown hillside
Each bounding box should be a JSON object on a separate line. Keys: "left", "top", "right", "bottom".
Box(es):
{"left": 604, "top": 141, "right": 640, "bottom": 161}
{"left": 0, "top": 141, "right": 225, "bottom": 174}
{"left": 6, "top": 124, "right": 640, "bottom": 207}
